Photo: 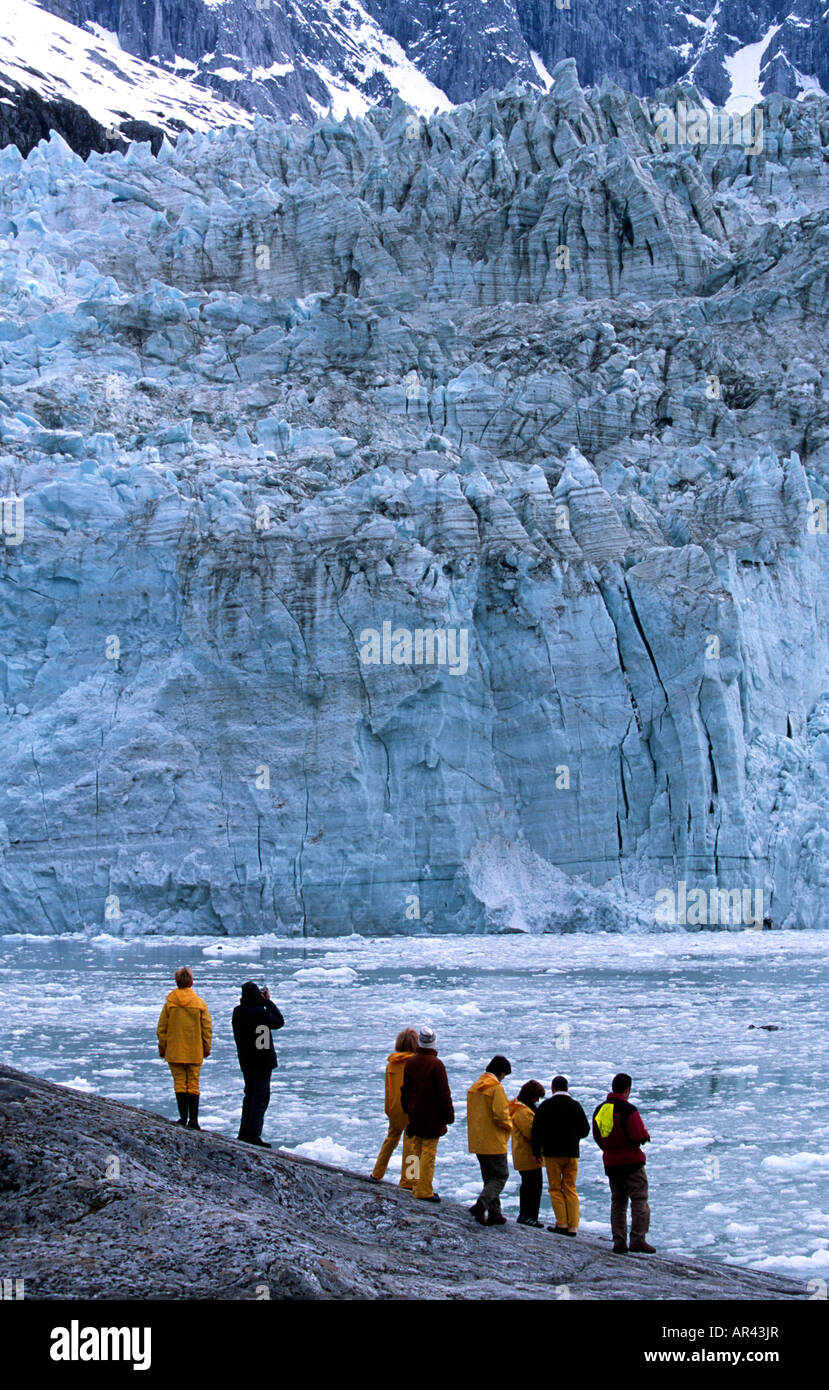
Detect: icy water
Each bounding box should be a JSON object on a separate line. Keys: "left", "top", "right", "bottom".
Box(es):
{"left": 1, "top": 930, "right": 827, "bottom": 1282}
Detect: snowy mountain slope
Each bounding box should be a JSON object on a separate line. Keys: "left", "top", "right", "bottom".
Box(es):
{"left": 0, "top": 0, "right": 255, "bottom": 155}
{"left": 1, "top": 2, "right": 827, "bottom": 156}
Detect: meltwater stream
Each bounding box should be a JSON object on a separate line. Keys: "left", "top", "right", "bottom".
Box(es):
{"left": 1, "top": 929, "right": 827, "bottom": 1282}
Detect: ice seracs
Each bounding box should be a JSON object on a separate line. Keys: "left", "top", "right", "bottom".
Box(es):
{"left": 0, "top": 77, "right": 828, "bottom": 935}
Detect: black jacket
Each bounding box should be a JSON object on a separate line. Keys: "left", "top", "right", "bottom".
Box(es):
{"left": 531, "top": 1093, "right": 590, "bottom": 1159}
{"left": 232, "top": 983, "right": 285, "bottom": 1074}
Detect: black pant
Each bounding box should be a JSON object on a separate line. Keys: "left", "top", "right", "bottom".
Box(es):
{"left": 477, "top": 1154, "right": 509, "bottom": 1214}
{"left": 518, "top": 1167, "right": 543, "bottom": 1221}
{"left": 239, "top": 1070, "right": 271, "bottom": 1140}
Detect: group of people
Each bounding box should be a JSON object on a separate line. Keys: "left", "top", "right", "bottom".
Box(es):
{"left": 372, "top": 1026, "right": 655, "bottom": 1255}
{"left": 156, "top": 967, "right": 283, "bottom": 1146}
{"left": 155, "top": 971, "right": 653, "bottom": 1254}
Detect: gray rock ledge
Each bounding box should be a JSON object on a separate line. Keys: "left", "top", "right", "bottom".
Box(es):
{"left": 0, "top": 1065, "right": 805, "bottom": 1301}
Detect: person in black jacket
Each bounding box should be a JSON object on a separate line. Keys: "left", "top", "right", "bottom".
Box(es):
{"left": 232, "top": 981, "right": 285, "bottom": 1147}
{"left": 531, "top": 1074, "right": 590, "bottom": 1236}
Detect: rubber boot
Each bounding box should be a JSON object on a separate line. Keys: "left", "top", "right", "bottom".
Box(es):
{"left": 175, "top": 1093, "right": 188, "bottom": 1126}
{"left": 186, "top": 1094, "right": 201, "bottom": 1130}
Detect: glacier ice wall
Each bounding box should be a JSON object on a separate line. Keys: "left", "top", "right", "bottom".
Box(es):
{"left": 2, "top": 73, "right": 829, "bottom": 934}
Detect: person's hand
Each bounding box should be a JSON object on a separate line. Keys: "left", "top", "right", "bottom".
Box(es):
{"left": 158, "top": 1049, "right": 165, "bottom": 1058}
{"left": 261, "top": 987, "right": 270, "bottom": 1001}
{"left": 203, "top": 1049, "right": 211, "bottom": 1059}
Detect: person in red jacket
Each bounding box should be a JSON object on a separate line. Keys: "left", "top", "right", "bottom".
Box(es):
{"left": 592, "top": 1072, "right": 655, "bottom": 1254}
{"left": 399, "top": 1026, "right": 454, "bottom": 1202}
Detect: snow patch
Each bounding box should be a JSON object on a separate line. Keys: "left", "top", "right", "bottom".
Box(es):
{"left": 529, "top": 51, "right": 554, "bottom": 91}
{"left": 0, "top": 0, "right": 254, "bottom": 138}
{"left": 724, "top": 24, "right": 782, "bottom": 112}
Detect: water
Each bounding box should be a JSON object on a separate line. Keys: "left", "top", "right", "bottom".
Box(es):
{"left": 1, "top": 929, "right": 827, "bottom": 1281}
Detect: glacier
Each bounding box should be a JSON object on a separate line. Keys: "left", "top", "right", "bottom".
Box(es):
{"left": 1, "top": 69, "right": 829, "bottom": 936}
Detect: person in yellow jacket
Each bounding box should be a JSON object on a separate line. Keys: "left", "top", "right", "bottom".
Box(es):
{"left": 509, "top": 1080, "right": 546, "bottom": 1227}
{"left": 156, "top": 966, "right": 212, "bottom": 1130}
{"left": 467, "top": 1055, "right": 513, "bottom": 1227}
{"left": 370, "top": 1027, "right": 419, "bottom": 1188}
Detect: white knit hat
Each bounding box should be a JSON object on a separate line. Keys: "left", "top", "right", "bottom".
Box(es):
{"left": 419, "top": 1025, "right": 437, "bottom": 1048}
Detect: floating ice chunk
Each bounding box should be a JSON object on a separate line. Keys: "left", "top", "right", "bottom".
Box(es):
{"left": 291, "top": 966, "right": 358, "bottom": 983}
{"left": 751, "top": 1248, "right": 829, "bottom": 1271}
{"left": 202, "top": 942, "right": 259, "bottom": 958}
{"left": 286, "top": 1137, "right": 358, "bottom": 1166}
{"left": 762, "top": 1152, "right": 829, "bottom": 1173}
{"left": 456, "top": 1002, "right": 482, "bottom": 1015}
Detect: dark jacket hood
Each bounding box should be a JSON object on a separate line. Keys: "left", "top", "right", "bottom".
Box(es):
{"left": 240, "top": 981, "right": 263, "bottom": 1005}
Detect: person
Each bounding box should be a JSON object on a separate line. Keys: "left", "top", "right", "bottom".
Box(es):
{"left": 399, "top": 1026, "right": 454, "bottom": 1202}
{"left": 370, "top": 1027, "right": 419, "bottom": 1188}
{"left": 467, "top": 1055, "right": 513, "bottom": 1227}
{"left": 531, "top": 1074, "right": 590, "bottom": 1236}
{"left": 592, "top": 1071, "right": 655, "bottom": 1254}
{"left": 509, "top": 1080, "right": 546, "bottom": 1227}
{"left": 231, "top": 980, "right": 285, "bottom": 1147}
{"left": 156, "top": 966, "right": 212, "bottom": 1130}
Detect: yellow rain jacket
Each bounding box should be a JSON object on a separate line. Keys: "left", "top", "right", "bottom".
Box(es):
{"left": 467, "top": 1072, "right": 513, "bottom": 1154}
{"left": 384, "top": 1050, "right": 415, "bottom": 1130}
{"left": 157, "top": 988, "right": 212, "bottom": 1064}
{"left": 509, "top": 1099, "right": 541, "bottom": 1172}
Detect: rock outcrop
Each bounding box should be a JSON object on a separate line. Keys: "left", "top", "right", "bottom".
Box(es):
{"left": 0, "top": 1065, "right": 806, "bottom": 1299}
{"left": 17, "top": 0, "right": 829, "bottom": 141}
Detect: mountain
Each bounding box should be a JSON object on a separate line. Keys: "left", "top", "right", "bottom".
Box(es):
{"left": 1, "top": 71, "right": 828, "bottom": 935}
{"left": 1, "top": 1, "right": 828, "bottom": 157}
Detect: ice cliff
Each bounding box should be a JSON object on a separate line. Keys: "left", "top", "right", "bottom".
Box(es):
{"left": 2, "top": 72, "right": 829, "bottom": 935}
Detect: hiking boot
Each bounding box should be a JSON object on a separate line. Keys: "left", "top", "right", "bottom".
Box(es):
{"left": 517, "top": 1217, "right": 543, "bottom": 1228}
{"left": 564, "top": 1229, "right": 577, "bottom": 1237}
{"left": 550, "top": 1226, "right": 570, "bottom": 1236}
{"left": 612, "top": 1239, "right": 629, "bottom": 1254}
{"left": 247, "top": 1137, "right": 271, "bottom": 1148}
{"left": 630, "top": 1239, "right": 656, "bottom": 1253}
{"left": 186, "top": 1095, "right": 201, "bottom": 1130}
{"left": 175, "top": 1094, "right": 188, "bottom": 1126}
{"left": 469, "top": 1201, "right": 487, "bottom": 1225}
{"left": 421, "top": 1193, "right": 441, "bottom": 1203}
{"left": 486, "top": 1212, "right": 507, "bottom": 1226}
{"left": 369, "top": 1174, "right": 382, "bottom": 1182}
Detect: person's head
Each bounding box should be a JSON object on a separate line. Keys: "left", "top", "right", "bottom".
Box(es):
{"left": 552, "top": 1075, "right": 569, "bottom": 1093}
{"left": 487, "top": 1055, "right": 512, "bottom": 1081}
{"left": 418, "top": 1026, "right": 437, "bottom": 1051}
{"left": 396, "top": 1027, "right": 419, "bottom": 1052}
{"left": 174, "top": 966, "right": 193, "bottom": 989}
{"left": 612, "top": 1072, "right": 632, "bottom": 1098}
{"left": 241, "top": 980, "right": 263, "bottom": 1004}
{"left": 517, "top": 1080, "right": 545, "bottom": 1106}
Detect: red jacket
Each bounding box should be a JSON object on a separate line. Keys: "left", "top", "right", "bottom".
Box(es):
{"left": 400, "top": 1048, "right": 455, "bottom": 1139}
{"left": 592, "top": 1092, "right": 650, "bottom": 1169}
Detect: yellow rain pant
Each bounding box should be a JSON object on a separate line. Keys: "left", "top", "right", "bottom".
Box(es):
{"left": 410, "top": 1136, "right": 440, "bottom": 1199}
{"left": 372, "top": 1125, "right": 416, "bottom": 1188}
{"left": 545, "top": 1156, "right": 581, "bottom": 1231}
{"left": 168, "top": 1062, "right": 202, "bottom": 1095}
